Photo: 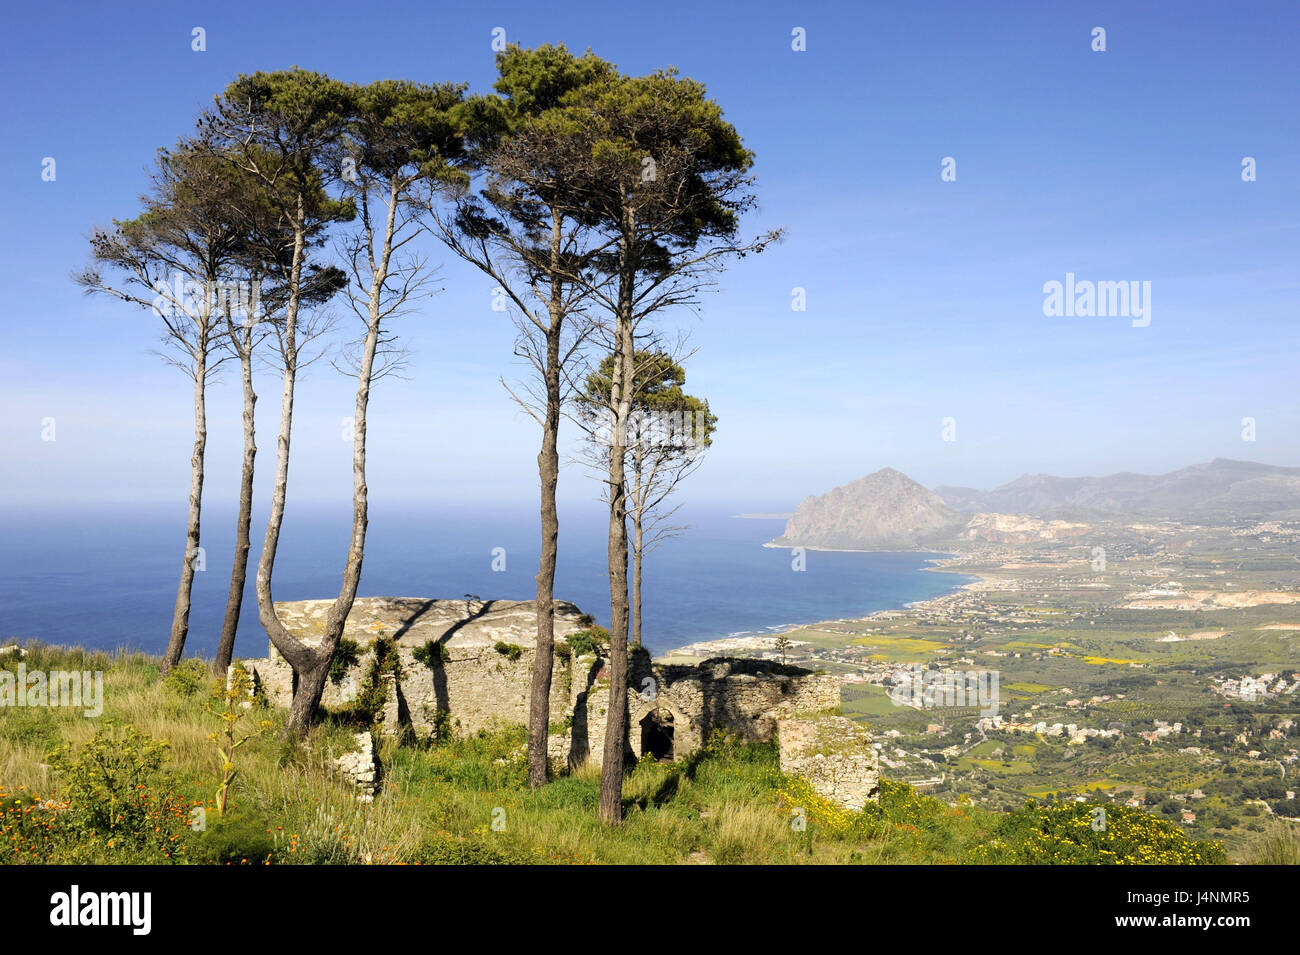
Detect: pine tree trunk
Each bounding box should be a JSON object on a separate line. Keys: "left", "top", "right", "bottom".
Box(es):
{"left": 527, "top": 212, "right": 565, "bottom": 789}
{"left": 286, "top": 651, "right": 332, "bottom": 735}
{"left": 162, "top": 342, "right": 207, "bottom": 674}
{"left": 632, "top": 514, "right": 644, "bottom": 649}
{"left": 599, "top": 212, "right": 637, "bottom": 824}
{"left": 275, "top": 185, "right": 389, "bottom": 737}
{"left": 215, "top": 340, "right": 256, "bottom": 676}
{"left": 631, "top": 445, "right": 645, "bottom": 649}
{"left": 528, "top": 385, "right": 559, "bottom": 787}
{"left": 258, "top": 214, "right": 310, "bottom": 735}
{"left": 310, "top": 289, "right": 378, "bottom": 733}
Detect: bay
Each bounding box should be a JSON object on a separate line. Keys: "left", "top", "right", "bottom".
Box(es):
{"left": 0, "top": 504, "right": 969, "bottom": 659}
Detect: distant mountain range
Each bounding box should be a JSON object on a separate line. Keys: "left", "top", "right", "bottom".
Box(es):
{"left": 773, "top": 460, "right": 1300, "bottom": 551}
{"left": 935, "top": 459, "right": 1300, "bottom": 519}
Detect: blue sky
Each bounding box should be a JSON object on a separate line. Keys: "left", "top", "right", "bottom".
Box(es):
{"left": 2, "top": 0, "right": 1297, "bottom": 514}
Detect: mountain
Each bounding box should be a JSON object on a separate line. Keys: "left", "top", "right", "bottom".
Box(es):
{"left": 775, "top": 460, "right": 1300, "bottom": 553}
{"left": 934, "top": 459, "right": 1300, "bottom": 519}
{"left": 772, "top": 467, "right": 968, "bottom": 550}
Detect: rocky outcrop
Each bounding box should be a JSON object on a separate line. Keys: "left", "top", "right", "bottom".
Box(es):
{"left": 962, "top": 512, "right": 1091, "bottom": 544}
{"left": 778, "top": 714, "right": 880, "bottom": 811}
{"left": 772, "top": 467, "right": 967, "bottom": 551}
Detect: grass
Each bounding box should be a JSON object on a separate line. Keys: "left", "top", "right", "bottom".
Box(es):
{"left": 1237, "top": 820, "right": 1300, "bottom": 865}
{"left": 0, "top": 640, "right": 1242, "bottom": 865}
{"left": 841, "top": 684, "right": 903, "bottom": 717}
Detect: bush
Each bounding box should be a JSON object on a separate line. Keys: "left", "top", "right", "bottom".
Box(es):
{"left": 562, "top": 626, "right": 609, "bottom": 659}
{"left": 43, "top": 722, "right": 193, "bottom": 862}
{"left": 494, "top": 641, "right": 523, "bottom": 662}
{"left": 412, "top": 832, "right": 544, "bottom": 865}
{"left": 428, "top": 707, "right": 455, "bottom": 744}
{"left": 0, "top": 789, "right": 62, "bottom": 864}
{"left": 329, "top": 639, "right": 363, "bottom": 685}
{"left": 412, "top": 640, "right": 450, "bottom": 668}
{"left": 186, "top": 811, "right": 276, "bottom": 865}
{"left": 970, "top": 801, "right": 1226, "bottom": 864}
{"left": 774, "top": 775, "right": 942, "bottom": 842}
{"left": 164, "top": 658, "right": 215, "bottom": 697}
{"left": 340, "top": 638, "right": 402, "bottom": 726}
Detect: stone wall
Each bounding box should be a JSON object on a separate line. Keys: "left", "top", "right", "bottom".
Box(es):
{"left": 777, "top": 714, "right": 880, "bottom": 810}
{"left": 574, "top": 654, "right": 843, "bottom": 767}
{"left": 244, "top": 597, "right": 585, "bottom": 739}
{"left": 244, "top": 597, "right": 843, "bottom": 772}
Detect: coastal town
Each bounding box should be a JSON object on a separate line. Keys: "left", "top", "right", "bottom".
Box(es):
{"left": 661, "top": 514, "right": 1300, "bottom": 850}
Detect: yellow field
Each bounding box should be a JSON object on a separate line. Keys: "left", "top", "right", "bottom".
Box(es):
{"left": 848, "top": 634, "right": 947, "bottom": 660}
{"left": 1006, "top": 682, "right": 1052, "bottom": 694}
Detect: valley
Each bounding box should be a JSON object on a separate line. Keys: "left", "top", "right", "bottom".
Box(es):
{"left": 666, "top": 510, "right": 1300, "bottom": 853}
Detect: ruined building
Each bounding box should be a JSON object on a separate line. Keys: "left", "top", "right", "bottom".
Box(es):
{"left": 242, "top": 596, "right": 842, "bottom": 768}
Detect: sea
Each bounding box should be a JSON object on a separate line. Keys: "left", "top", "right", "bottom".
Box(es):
{"left": 0, "top": 503, "right": 970, "bottom": 660}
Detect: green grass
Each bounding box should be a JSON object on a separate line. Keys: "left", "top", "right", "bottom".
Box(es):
{"left": 0, "top": 641, "right": 1240, "bottom": 865}
{"left": 841, "top": 684, "right": 902, "bottom": 717}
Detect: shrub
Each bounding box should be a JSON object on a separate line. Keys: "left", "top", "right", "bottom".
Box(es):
{"left": 415, "top": 726, "right": 527, "bottom": 791}
{"left": 562, "top": 626, "right": 609, "bottom": 659}
{"left": 164, "top": 658, "right": 214, "bottom": 697}
{"left": 969, "top": 801, "right": 1227, "bottom": 865}
{"left": 427, "top": 707, "right": 455, "bottom": 744}
{"left": 44, "top": 722, "right": 193, "bottom": 862}
{"left": 342, "top": 638, "right": 402, "bottom": 726}
{"left": 412, "top": 640, "right": 450, "bottom": 668}
{"left": 774, "top": 775, "right": 914, "bottom": 841}
{"left": 412, "top": 832, "right": 544, "bottom": 865}
{"left": 186, "top": 811, "right": 276, "bottom": 865}
{"left": 329, "top": 638, "right": 363, "bottom": 685}
{"left": 0, "top": 789, "right": 63, "bottom": 864}
{"left": 494, "top": 641, "right": 524, "bottom": 662}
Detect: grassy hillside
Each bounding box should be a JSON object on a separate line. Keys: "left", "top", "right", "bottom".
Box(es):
{"left": 2, "top": 642, "right": 1285, "bottom": 865}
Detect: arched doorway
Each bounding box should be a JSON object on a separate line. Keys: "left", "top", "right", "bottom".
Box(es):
{"left": 639, "top": 709, "right": 675, "bottom": 761}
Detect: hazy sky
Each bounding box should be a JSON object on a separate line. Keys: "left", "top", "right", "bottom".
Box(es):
{"left": 2, "top": 0, "right": 1297, "bottom": 515}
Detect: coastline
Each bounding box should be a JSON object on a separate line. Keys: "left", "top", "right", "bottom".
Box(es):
{"left": 659, "top": 545, "right": 996, "bottom": 661}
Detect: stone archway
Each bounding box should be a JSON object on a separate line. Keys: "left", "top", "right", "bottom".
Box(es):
{"left": 640, "top": 709, "right": 675, "bottom": 761}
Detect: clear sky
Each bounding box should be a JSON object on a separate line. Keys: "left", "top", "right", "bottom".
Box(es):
{"left": 2, "top": 0, "right": 1297, "bottom": 514}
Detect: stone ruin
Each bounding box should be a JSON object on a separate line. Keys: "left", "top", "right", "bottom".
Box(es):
{"left": 334, "top": 731, "right": 379, "bottom": 803}
{"left": 241, "top": 596, "right": 870, "bottom": 807}
{"left": 777, "top": 714, "right": 880, "bottom": 810}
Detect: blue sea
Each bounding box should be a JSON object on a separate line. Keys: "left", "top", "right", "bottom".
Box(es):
{"left": 0, "top": 503, "right": 969, "bottom": 659}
